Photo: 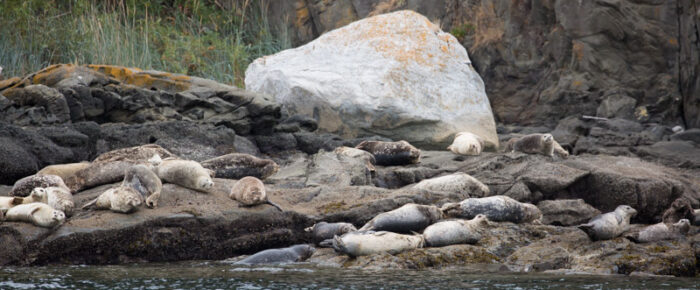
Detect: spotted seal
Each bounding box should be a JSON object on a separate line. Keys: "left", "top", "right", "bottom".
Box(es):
{"left": 82, "top": 186, "right": 143, "bottom": 213}
{"left": 358, "top": 203, "right": 443, "bottom": 233}
{"left": 201, "top": 153, "right": 279, "bottom": 180}
{"left": 661, "top": 198, "right": 694, "bottom": 223}
{"left": 305, "top": 222, "right": 357, "bottom": 244}
{"left": 9, "top": 174, "right": 69, "bottom": 197}
{"left": 355, "top": 140, "right": 420, "bottom": 166}
{"left": 412, "top": 172, "right": 489, "bottom": 197}
{"left": 37, "top": 162, "right": 91, "bottom": 183}
{"left": 447, "top": 132, "right": 484, "bottom": 156}
{"left": 122, "top": 164, "right": 163, "bottom": 208}
{"left": 422, "top": 214, "right": 488, "bottom": 247}
{"left": 5, "top": 203, "right": 66, "bottom": 228}
{"left": 235, "top": 244, "right": 315, "bottom": 265}
{"left": 332, "top": 231, "right": 424, "bottom": 257}
{"left": 577, "top": 205, "right": 637, "bottom": 241}
{"left": 334, "top": 146, "right": 377, "bottom": 173}
{"left": 441, "top": 195, "right": 542, "bottom": 224}
{"left": 510, "top": 133, "right": 554, "bottom": 156}
{"left": 155, "top": 159, "right": 214, "bottom": 193}
{"left": 229, "top": 176, "right": 282, "bottom": 211}
{"left": 626, "top": 219, "right": 690, "bottom": 243}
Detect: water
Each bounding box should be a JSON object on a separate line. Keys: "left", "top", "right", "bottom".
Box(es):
{"left": 0, "top": 262, "right": 697, "bottom": 289}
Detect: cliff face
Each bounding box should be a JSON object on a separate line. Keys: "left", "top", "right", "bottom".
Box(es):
{"left": 268, "top": 0, "right": 700, "bottom": 129}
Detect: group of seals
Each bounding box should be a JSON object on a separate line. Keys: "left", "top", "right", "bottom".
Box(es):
{"left": 9, "top": 174, "right": 69, "bottom": 197}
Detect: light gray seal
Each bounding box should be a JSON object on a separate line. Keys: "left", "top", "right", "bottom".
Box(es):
{"left": 305, "top": 222, "right": 357, "bottom": 244}
{"left": 358, "top": 203, "right": 443, "bottom": 233}
{"left": 509, "top": 133, "right": 554, "bottom": 157}
{"left": 412, "top": 172, "right": 490, "bottom": 197}
{"left": 122, "top": 164, "right": 163, "bottom": 208}
{"left": 201, "top": 153, "right": 279, "bottom": 180}
{"left": 82, "top": 186, "right": 143, "bottom": 213}
{"left": 235, "top": 244, "right": 315, "bottom": 265}
{"left": 441, "top": 195, "right": 542, "bottom": 224}
{"left": 9, "top": 174, "right": 69, "bottom": 197}
{"left": 422, "top": 214, "right": 488, "bottom": 247}
{"left": 355, "top": 140, "right": 421, "bottom": 166}
{"left": 626, "top": 219, "right": 690, "bottom": 243}
{"left": 155, "top": 159, "right": 214, "bottom": 193}
{"left": 332, "top": 231, "right": 424, "bottom": 257}
{"left": 447, "top": 132, "right": 484, "bottom": 156}
{"left": 577, "top": 205, "right": 637, "bottom": 241}
{"left": 5, "top": 203, "right": 66, "bottom": 228}
{"left": 92, "top": 144, "right": 175, "bottom": 163}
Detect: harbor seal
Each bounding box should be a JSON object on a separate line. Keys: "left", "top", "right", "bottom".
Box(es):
{"left": 156, "top": 159, "right": 214, "bottom": 192}
{"left": 509, "top": 134, "right": 554, "bottom": 157}
{"left": 92, "top": 144, "right": 175, "bottom": 163}
{"left": 9, "top": 174, "right": 69, "bottom": 197}
{"left": 626, "top": 219, "right": 690, "bottom": 243}
{"left": 332, "top": 231, "right": 424, "bottom": 257}
{"left": 334, "top": 146, "right": 377, "bottom": 173}
{"left": 412, "top": 172, "right": 489, "bottom": 197}
{"left": 577, "top": 205, "right": 637, "bottom": 241}
{"left": 201, "top": 153, "right": 279, "bottom": 180}
{"left": 229, "top": 176, "right": 282, "bottom": 211}
{"left": 65, "top": 153, "right": 163, "bottom": 193}
{"left": 5, "top": 203, "right": 66, "bottom": 228}
{"left": 358, "top": 203, "right": 443, "bottom": 233}
{"left": 422, "top": 215, "right": 488, "bottom": 247}
{"left": 235, "top": 244, "right": 315, "bottom": 265}
{"left": 355, "top": 140, "right": 421, "bottom": 166}
{"left": 82, "top": 186, "right": 143, "bottom": 213}
{"left": 447, "top": 132, "right": 484, "bottom": 156}
{"left": 122, "top": 164, "right": 162, "bottom": 208}
{"left": 661, "top": 198, "right": 694, "bottom": 223}
{"left": 17, "top": 187, "right": 72, "bottom": 216}
{"left": 305, "top": 222, "right": 357, "bottom": 244}
{"left": 441, "top": 195, "right": 542, "bottom": 224}
{"left": 37, "top": 162, "right": 91, "bottom": 183}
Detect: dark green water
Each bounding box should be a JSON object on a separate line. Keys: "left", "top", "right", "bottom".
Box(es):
{"left": 0, "top": 262, "right": 697, "bottom": 289}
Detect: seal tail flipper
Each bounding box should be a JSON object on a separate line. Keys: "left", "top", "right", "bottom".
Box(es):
{"left": 624, "top": 233, "right": 640, "bottom": 243}
{"left": 11, "top": 197, "right": 24, "bottom": 205}
{"left": 357, "top": 222, "right": 373, "bottom": 232}
{"left": 331, "top": 235, "right": 345, "bottom": 253}
{"left": 318, "top": 239, "right": 334, "bottom": 248}
{"left": 267, "top": 200, "right": 283, "bottom": 212}
{"left": 577, "top": 223, "right": 595, "bottom": 240}
{"left": 82, "top": 198, "right": 98, "bottom": 210}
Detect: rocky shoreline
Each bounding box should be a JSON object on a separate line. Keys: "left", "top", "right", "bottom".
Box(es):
{"left": 0, "top": 64, "right": 699, "bottom": 277}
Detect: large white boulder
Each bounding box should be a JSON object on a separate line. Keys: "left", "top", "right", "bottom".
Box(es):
{"left": 245, "top": 10, "right": 498, "bottom": 149}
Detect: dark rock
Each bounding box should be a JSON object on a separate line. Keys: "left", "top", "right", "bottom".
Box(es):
{"left": 537, "top": 199, "right": 601, "bottom": 226}
{"left": 2, "top": 84, "right": 70, "bottom": 124}
{"left": 671, "top": 128, "right": 700, "bottom": 144}
{"left": 0, "top": 137, "right": 40, "bottom": 185}
{"left": 518, "top": 162, "right": 588, "bottom": 196}
{"left": 632, "top": 141, "right": 700, "bottom": 169}
{"left": 596, "top": 94, "right": 636, "bottom": 119}
{"left": 373, "top": 166, "right": 443, "bottom": 189}
{"left": 255, "top": 133, "right": 298, "bottom": 155}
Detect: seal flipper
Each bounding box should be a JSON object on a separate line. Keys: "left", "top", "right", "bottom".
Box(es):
{"left": 624, "top": 233, "right": 640, "bottom": 243}
{"left": 82, "top": 198, "right": 98, "bottom": 210}
{"left": 11, "top": 197, "right": 24, "bottom": 205}
{"left": 266, "top": 200, "right": 283, "bottom": 212}
{"left": 318, "top": 239, "right": 334, "bottom": 248}
{"left": 577, "top": 223, "right": 595, "bottom": 239}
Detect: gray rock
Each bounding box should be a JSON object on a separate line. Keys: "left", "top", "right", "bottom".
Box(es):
{"left": 306, "top": 150, "right": 373, "bottom": 187}
{"left": 670, "top": 128, "right": 700, "bottom": 144}
{"left": 537, "top": 199, "right": 601, "bottom": 226}
{"left": 518, "top": 162, "right": 589, "bottom": 196}
{"left": 596, "top": 94, "right": 636, "bottom": 119}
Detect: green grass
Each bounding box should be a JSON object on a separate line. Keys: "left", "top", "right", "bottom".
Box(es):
{"left": 0, "top": 0, "right": 288, "bottom": 87}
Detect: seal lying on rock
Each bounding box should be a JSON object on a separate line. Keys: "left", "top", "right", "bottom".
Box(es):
{"left": 305, "top": 222, "right": 357, "bottom": 244}
{"left": 334, "top": 146, "right": 377, "bottom": 173}
{"left": 92, "top": 144, "right": 175, "bottom": 163}
{"left": 422, "top": 215, "right": 488, "bottom": 247}
{"left": 441, "top": 195, "right": 542, "bottom": 224}
{"left": 412, "top": 172, "right": 489, "bottom": 197}
{"left": 5, "top": 203, "right": 65, "bottom": 228}
{"left": 235, "top": 244, "right": 315, "bottom": 265}
{"left": 26, "top": 187, "right": 75, "bottom": 217}
{"left": 577, "top": 205, "right": 637, "bottom": 241}
{"left": 626, "top": 219, "right": 690, "bottom": 243}
{"left": 65, "top": 150, "right": 164, "bottom": 193}
{"left": 229, "top": 176, "right": 282, "bottom": 211}
{"left": 661, "top": 198, "right": 694, "bottom": 223}
{"left": 9, "top": 174, "right": 69, "bottom": 197}
{"left": 155, "top": 159, "right": 214, "bottom": 193}
{"left": 355, "top": 140, "right": 421, "bottom": 166}
{"left": 0, "top": 196, "right": 24, "bottom": 212}
{"left": 510, "top": 133, "right": 554, "bottom": 156}
{"left": 122, "top": 164, "right": 162, "bottom": 208}
{"left": 201, "top": 153, "right": 279, "bottom": 180}
{"left": 37, "top": 162, "right": 91, "bottom": 183}
{"left": 332, "top": 231, "right": 424, "bottom": 257}
{"left": 358, "top": 203, "right": 443, "bottom": 233}
{"left": 82, "top": 186, "right": 143, "bottom": 213}
{"left": 447, "top": 132, "right": 484, "bottom": 156}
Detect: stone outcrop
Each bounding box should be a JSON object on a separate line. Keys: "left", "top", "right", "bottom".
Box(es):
{"left": 246, "top": 10, "right": 498, "bottom": 149}
{"left": 267, "top": 0, "right": 700, "bottom": 131}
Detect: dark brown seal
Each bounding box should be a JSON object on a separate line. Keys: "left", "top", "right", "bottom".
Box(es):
{"left": 661, "top": 198, "right": 694, "bottom": 223}
{"left": 355, "top": 140, "right": 420, "bottom": 166}
{"left": 201, "top": 153, "right": 279, "bottom": 180}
